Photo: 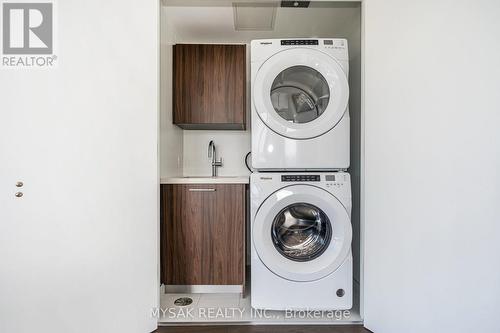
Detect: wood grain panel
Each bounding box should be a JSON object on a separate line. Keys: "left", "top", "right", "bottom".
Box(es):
{"left": 161, "top": 184, "right": 246, "bottom": 285}
{"left": 208, "top": 184, "right": 245, "bottom": 285}
{"left": 173, "top": 44, "right": 246, "bottom": 130}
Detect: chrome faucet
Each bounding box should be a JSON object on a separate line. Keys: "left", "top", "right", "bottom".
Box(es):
{"left": 208, "top": 140, "right": 223, "bottom": 177}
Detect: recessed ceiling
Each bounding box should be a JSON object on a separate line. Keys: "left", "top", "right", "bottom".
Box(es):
{"left": 163, "top": 1, "right": 361, "bottom": 45}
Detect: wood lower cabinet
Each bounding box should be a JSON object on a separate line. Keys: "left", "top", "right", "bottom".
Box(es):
{"left": 161, "top": 184, "right": 246, "bottom": 286}
{"left": 173, "top": 44, "right": 246, "bottom": 130}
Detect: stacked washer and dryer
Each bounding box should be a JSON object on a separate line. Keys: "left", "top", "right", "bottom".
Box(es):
{"left": 250, "top": 38, "right": 353, "bottom": 310}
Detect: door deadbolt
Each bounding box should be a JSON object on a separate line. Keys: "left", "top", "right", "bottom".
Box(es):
{"left": 16, "top": 181, "right": 24, "bottom": 187}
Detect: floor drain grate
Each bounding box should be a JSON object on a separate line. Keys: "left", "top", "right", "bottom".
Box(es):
{"left": 173, "top": 297, "right": 193, "bottom": 306}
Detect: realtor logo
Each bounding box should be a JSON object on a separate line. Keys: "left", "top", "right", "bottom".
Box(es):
{"left": 2, "top": 2, "right": 53, "bottom": 54}
{"left": 2, "top": 1, "right": 56, "bottom": 67}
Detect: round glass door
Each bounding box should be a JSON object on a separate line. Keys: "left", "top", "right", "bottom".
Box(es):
{"left": 270, "top": 66, "right": 330, "bottom": 124}
{"left": 252, "top": 184, "right": 352, "bottom": 282}
{"left": 271, "top": 203, "right": 332, "bottom": 262}
{"left": 253, "top": 48, "right": 349, "bottom": 139}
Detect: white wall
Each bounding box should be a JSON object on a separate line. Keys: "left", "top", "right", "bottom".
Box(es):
{"left": 363, "top": 0, "right": 500, "bottom": 332}
{"left": 0, "top": 1, "right": 159, "bottom": 332}
{"left": 160, "top": 7, "right": 184, "bottom": 177}
{"left": 183, "top": 129, "right": 251, "bottom": 176}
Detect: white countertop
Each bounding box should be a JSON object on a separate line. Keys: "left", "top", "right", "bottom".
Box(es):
{"left": 160, "top": 176, "right": 249, "bottom": 184}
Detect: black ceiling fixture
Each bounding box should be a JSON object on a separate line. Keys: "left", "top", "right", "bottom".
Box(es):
{"left": 281, "top": 1, "right": 311, "bottom": 8}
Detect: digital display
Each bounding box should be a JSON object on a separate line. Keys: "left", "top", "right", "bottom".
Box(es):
{"left": 324, "top": 40, "right": 333, "bottom": 45}
{"left": 325, "top": 175, "right": 336, "bottom": 182}
{"left": 281, "top": 40, "right": 319, "bottom": 46}
{"left": 282, "top": 175, "right": 320, "bottom": 182}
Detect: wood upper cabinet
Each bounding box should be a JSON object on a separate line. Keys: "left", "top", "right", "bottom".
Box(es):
{"left": 161, "top": 184, "right": 246, "bottom": 286}
{"left": 173, "top": 44, "right": 246, "bottom": 130}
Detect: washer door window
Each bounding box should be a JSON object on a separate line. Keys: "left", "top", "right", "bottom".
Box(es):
{"left": 253, "top": 48, "right": 349, "bottom": 139}
{"left": 253, "top": 185, "right": 352, "bottom": 282}
{"left": 271, "top": 203, "right": 332, "bottom": 262}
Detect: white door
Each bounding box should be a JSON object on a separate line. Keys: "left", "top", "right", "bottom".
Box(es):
{"left": 253, "top": 48, "right": 349, "bottom": 139}
{"left": 253, "top": 185, "right": 352, "bottom": 281}
{"left": 0, "top": 1, "right": 159, "bottom": 333}
{"left": 363, "top": 1, "right": 500, "bottom": 332}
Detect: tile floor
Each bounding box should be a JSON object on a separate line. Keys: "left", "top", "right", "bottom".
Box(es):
{"left": 158, "top": 282, "right": 361, "bottom": 325}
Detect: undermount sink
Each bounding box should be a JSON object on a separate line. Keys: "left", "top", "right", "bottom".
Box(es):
{"left": 160, "top": 176, "right": 249, "bottom": 184}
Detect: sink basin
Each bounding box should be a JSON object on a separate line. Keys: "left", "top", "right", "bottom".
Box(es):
{"left": 160, "top": 176, "right": 249, "bottom": 184}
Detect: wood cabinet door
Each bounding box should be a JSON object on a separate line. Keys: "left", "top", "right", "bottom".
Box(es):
{"left": 161, "top": 184, "right": 245, "bottom": 285}
{"left": 173, "top": 44, "right": 246, "bottom": 130}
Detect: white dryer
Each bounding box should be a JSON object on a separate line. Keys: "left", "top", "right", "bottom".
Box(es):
{"left": 251, "top": 38, "right": 350, "bottom": 170}
{"left": 251, "top": 172, "right": 352, "bottom": 310}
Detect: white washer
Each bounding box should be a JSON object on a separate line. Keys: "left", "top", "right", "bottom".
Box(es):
{"left": 251, "top": 172, "right": 352, "bottom": 310}
{"left": 251, "top": 38, "right": 350, "bottom": 170}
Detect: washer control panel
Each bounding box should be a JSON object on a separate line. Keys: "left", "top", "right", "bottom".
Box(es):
{"left": 281, "top": 174, "right": 320, "bottom": 182}
{"left": 281, "top": 39, "right": 318, "bottom": 46}
{"left": 325, "top": 175, "right": 336, "bottom": 182}
{"left": 325, "top": 173, "right": 348, "bottom": 188}
{"left": 323, "top": 39, "right": 346, "bottom": 49}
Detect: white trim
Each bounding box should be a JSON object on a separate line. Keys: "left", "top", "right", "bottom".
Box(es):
{"left": 156, "top": 0, "right": 162, "bottom": 318}
{"left": 359, "top": 0, "right": 366, "bottom": 321}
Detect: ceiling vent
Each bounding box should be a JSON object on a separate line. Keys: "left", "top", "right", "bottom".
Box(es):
{"left": 233, "top": 2, "right": 278, "bottom": 31}
{"left": 281, "top": 1, "right": 310, "bottom": 7}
